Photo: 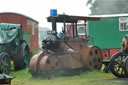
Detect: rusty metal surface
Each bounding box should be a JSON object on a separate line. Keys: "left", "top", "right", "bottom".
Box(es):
{"left": 68, "top": 39, "right": 88, "bottom": 51}
{"left": 38, "top": 54, "right": 61, "bottom": 71}
{"left": 80, "top": 46, "right": 90, "bottom": 66}
{"left": 57, "top": 38, "right": 88, "bottom": 69}
{"left": 29, "top": 51, "right": 45, "bottom": 71}
{"left": 29, "top": 36, "right": 103, "bottom": 77}
{"left": 60, "top": 37, "right": 88, "bottom": 53}
{"left": 90, "top": 46, "right": 103, "bottom": 70}
{"left": 29, "top": 51, "right": 62, "bottom": 73}
{"left": 58, "top": 54, "right": 83, "bottom": 69}
{"left": 80, "top": 46, "right": 103, "bottom": 70}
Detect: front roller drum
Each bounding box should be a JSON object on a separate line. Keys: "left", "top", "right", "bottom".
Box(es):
{"left": 29, "top": 51, "right": 62, "bottom": 77}
{"left": 29, "top": 51, "right": 45, "bottom": 77}
{"left": 38, "top": 54, "right": 61, "bottom": 76}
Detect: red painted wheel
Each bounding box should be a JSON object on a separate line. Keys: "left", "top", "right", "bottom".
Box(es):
{"left": 102, "top": 49, "right": 109, "bottom": 59}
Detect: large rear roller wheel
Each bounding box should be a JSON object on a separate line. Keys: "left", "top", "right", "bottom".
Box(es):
{"left": 0, "top": 52, "right": 11, "bottom": 74}
{"left": 109, "top": 52, "right": 126, "bottom": 78}
{"left": 80, "top": 46, "right": 103, "bottom": 71}
{"left": 89, "top": 46, "right": 103, "bottom": 70}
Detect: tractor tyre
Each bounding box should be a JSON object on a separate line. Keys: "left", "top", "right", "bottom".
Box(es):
{"left": 0, "top": 52, "right": 11, "bottom": 74}
{"left": 109, "top": 52, "right": 126, "bottom": 78}
{"left": 14, "top": 41, "right": 30, "bottom": 71}
{"left": 124, "top": 57, "right": 128, "bottom": 77}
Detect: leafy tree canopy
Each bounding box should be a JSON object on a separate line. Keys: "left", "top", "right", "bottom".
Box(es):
{"left": 86, "top": 0, "right": 128, "bottom": 15}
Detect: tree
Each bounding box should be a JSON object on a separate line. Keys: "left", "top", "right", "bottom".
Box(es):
{"left": 86, "top": 0, "right": 128, "bottom": 15}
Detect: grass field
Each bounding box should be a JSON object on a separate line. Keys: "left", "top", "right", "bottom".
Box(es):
{"left": 9, "top": 69, "right": 128, "bottom": 85}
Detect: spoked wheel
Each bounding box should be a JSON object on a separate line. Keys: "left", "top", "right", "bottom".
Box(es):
{"left": 110, "top": 52, "right": 127, "bottom": 78}
{"left": 124, "top": 57, "right": 128, "bottom": 77}
{"left": 0, "top": 52, "right": 11, "bottom": 74}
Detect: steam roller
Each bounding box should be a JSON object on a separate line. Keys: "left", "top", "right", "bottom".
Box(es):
{"left": 29, "top": 14, "right": 103, "bottom": 77}
{"left": 29, "top": 39, "right": 103, "bottom": 77}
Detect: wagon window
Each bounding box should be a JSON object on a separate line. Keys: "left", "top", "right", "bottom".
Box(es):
{"left": 77, "top": 26, "right": 85, "bottom": 35}
{"left": 119, "top": 17, "right": 128, "bottom": 31}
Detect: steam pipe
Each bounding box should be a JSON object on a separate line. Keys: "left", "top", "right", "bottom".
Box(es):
{"left": 51, "top": 17, "right": 57, "bottom": 36}
{"left": 72, "top": 23, "right": 75, "bottom": 38}
{"left": 63, "top": 13, "right": 65, "bottom": 34}
{"left": 84, "top": 20, "right": 87, "bottom": 38}
{"left": 63, "top": 18, "right": 66, "bottom": 34}
{"left": 75, "top": 22, "right": 78, "bottom": 37}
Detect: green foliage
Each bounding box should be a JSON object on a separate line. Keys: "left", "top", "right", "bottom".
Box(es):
{"left": 86, "top": 0, "right": 128, "bottom": 15}
{"left": 86, "top": 0, "right": 93, "bottom": 5}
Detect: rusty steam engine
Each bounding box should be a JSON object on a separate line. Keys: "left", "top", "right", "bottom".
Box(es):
{"left": 29, "top": 15, "right": 103, "bottom": 77}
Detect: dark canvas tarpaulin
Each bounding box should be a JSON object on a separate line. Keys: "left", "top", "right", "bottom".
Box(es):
{"left": 0, "top": 23, "right": 21, "bottom": 44}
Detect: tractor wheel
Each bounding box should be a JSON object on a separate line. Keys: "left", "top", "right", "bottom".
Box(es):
{"left": 0, "top": 52, "right": 11, "bottom": 74}
{"left": 109, "top": 52, "right": 126, "bottom": 78}
{"left": 14, "top": 42, "right": 30, "bottom": 71}
{"left": 22, "top": 45, "right": 30, "bottom": 68}
{"left": 124, "top": 57, "right": 128, "bottom": 77}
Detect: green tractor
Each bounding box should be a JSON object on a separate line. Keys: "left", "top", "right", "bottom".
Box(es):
{"left": 0, "top": 23, "right": 30, "bottom": 74}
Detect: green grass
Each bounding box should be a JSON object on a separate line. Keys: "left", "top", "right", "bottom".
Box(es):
{"left": 9, "top": 69, "right": 128, "bottom": 85}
